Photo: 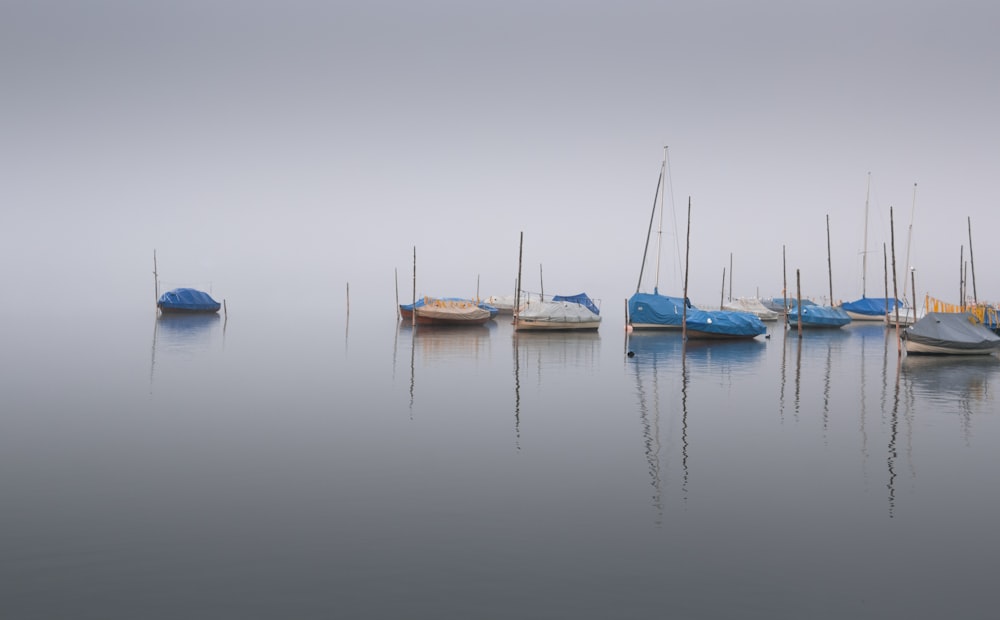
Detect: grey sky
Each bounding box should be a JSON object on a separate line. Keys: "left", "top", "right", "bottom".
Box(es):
{"left": 3, "top": 1, "right": 998, "bottom": 319}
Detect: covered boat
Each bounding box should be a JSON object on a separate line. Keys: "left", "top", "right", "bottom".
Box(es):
{"left": 515, "top": 293, "right": 601, "bottom": 331}
{"left": 839, "top": 296, "right": 903, "bottom": 321}
{"left": 685, "top": 308, "right": 767, "bottom": 339}
{"left": 157, "top": 288, "right": 221, "bottom": 314}
{"left": 628, "top": 291, "right": 692, "bottom": 330}
{"left": 400, "top": 297, "right": 497, "bottom": 322}
{"left": 399, "top": 297, "right": 493, "bottom": 326}
{"left": 722, "top": 297, "right": 780, "bottom": 321}
{"left": 786, "top": 301, "right": 852, "bottom": 328}
{"left": 902, "top": 312, "right": 1000, "bottom": 355}
{"left": 484, "top": 292, "right": 539, "bottom": 315}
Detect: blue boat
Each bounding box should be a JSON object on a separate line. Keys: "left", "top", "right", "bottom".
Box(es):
{"left": 840, "top": 296, "right": 903, "bottom": 321}
{"left": 628, "top": 290, "right": 691, "bottom": 329}
{"left": 685, "top": 308, "right": 767, "bottom": 339}
{"left": 157, "top": 288, "right": 221, "bottom": 314}
{"left": 786, "top": 300, "right": 852, "bottom": 328}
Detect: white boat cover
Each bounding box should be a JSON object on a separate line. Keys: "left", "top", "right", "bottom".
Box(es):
{"left": 517, "top": 300, "right": 601, "bottom": 324}
{"left": 485, "top": 292, "right": 540, "bottom": 313}
{"left": 722, "top": 297, "right": 780, "bottom": 320}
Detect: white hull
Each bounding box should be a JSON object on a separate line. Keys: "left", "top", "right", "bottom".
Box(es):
{"left": 514, "top": 319, "right": 601, "bottom": 331}
{"left": 904, "top": 341, "right": 1000, "bottom": 355}
{"left": 845, "top": 311, "right": 889, "bottom": 322}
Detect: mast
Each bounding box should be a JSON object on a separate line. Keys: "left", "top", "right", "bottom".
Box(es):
{"left": 826, "top": 214, "right": 834, "bottom": 305}
{"left": 152, "top": 249, "right": 160, "bottom": 303}
{"left": 901, "top": 183, "right": 916, "bottom": 301}
{"left": 861, "top": 172, "right": 870, "bottom": 297}
{"left": 968, "top": 216, "right": 978, "bottom": 305}
{"left": 635, "top": 149, "right": 666, "bottom": 294}
{"left": 681, "top": 198, "right": 691, "bottom": 341}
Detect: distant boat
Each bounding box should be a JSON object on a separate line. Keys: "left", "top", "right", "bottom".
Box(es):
{"left": 786, "top": 299, "right": 852, "bottom": 328}
{"left": 157, "top": 288, "right": 221, "bottom": 314}
{"left": 723, "top": 297, "right": 780, "bottom": 321}
{"left": 840, "top": 296, "right": 904, "bottom": 321}
{"left": 399, "top": 297, "right": 495, "bottom": 325}
{"left": 484, "top": 292, "right": 539, "bottom": 315}
{"left": 515, "top": 293, "right": 602, "bottom": 331}
{"left": 840, "top": 173, "right": 901, "bottom": 322}
{"left": 903, "top": 312, "right": 1000, "bottom": 355}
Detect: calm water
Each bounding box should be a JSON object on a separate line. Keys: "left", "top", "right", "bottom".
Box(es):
{"left": 2, "top": 307, "right": 999, "bottom": 619}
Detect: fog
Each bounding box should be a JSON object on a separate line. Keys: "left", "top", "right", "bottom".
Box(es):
{"left": 4, "top": 1, "right": 998, "bottom": 324}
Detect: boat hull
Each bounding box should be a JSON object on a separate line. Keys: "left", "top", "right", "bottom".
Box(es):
{"left": 514, "top": 319, "right": 601, "bottom": 331}
{"left": 904, "top": 339, "right": 1000, "bottom": 355}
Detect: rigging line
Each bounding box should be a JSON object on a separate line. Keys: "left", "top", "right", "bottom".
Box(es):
{"left": 665, "top": 147, "right": 682, "bottom": 289}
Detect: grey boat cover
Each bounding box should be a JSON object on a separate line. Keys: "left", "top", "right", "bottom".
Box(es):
{"left": 904, "top": 312, "right": 1000, "bottom": 352}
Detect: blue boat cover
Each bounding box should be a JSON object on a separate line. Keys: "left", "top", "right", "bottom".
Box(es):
{"left": 841, "top": 296, "right": 903, "bottom": 316}
{"left": 786, "top": 302, "right": 852, "bottom": 327}
{"left": 157, "top": 288, "right": 221, "bottom": 312}
{"left": 628, "top": 291, "right": 693, "bottom": 327}
{"left": 686, "top": 309, "right": 767, "bottom": 337}
{"left": 552, "top": 293, "right": 600, "bottom": 316}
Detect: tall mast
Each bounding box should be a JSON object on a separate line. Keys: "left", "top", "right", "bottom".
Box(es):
{"left": 826, "top": 214, "right": 834, "bottom": 305}
{"left": 635, "top": 149, "right": 665, "bottom": 294}
{"left": 861, "top": 172, "right": 870, "bottom": 297}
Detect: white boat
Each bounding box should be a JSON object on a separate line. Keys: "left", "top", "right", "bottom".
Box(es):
{"left": 722, "top": 297, "right": 780, "bottom": 321}
{"left": 484, "top": 292, "right": 540, "bottom": 314}
{"left": 515, "top": 294, "right": 602, "bottom": 331}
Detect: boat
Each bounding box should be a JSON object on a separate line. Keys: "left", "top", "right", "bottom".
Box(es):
{"left": 514, "top": 293, "right": 602, "bottom": 331}
{"left": 627, "top": 148, "right": 765, "bottom": 340}
{"left": 902, "top": 312, "right": 1000, "bottom": 355}
{"left": 786, "top": 299, "right": 852, "bottom": 328}
{"left": 840, "top": 174, "right": 903, "bottom": 321}
{"left": 722, "top": 297, "right": 780, "bottom": 321}
{"left": 399, "top": 296, "right": 493, "bottom": 326}
{"left": 685, "top": 307, "right": 767, "bottom": 339}
{"left": 484, "top": 291, "right": 539, "bottom": 315}
{"left": 761, "top": 296, "right": 794, "bottom": 315}
{"left": 156, "top": 288, "right": 221, "bottom": 314}
{"left": 627, "top": 147, "right": 696, "bottom": 330}
{"left": 840, "top": 296, "right": 904, "bottom": 321}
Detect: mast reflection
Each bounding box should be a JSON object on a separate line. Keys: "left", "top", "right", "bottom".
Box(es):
{"left": 626, "top": 332, "right": 766, "bottom": 516}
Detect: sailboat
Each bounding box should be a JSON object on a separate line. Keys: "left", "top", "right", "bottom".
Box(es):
{"left": 627, "top": 148, "right": 765, "bottom": 339}
{"left": 840, "top": 174, "right": 903, "bottom": 321}
{"left": 788, "top": 215, "right": 851, "bottom": 329}
{"left": 627, "top": 147, "right": 691, "bottom": 330}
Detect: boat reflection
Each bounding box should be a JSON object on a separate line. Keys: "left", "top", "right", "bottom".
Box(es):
{"left": 155, "top": 313, "right": 221, "bottom": 350}
{"left": 627, "top": 332, "right": 766, "bottom": 372}
{"left": 625, "top": 332, "right": 767, "bottom": 521}
{"left": 149, "top": 313, "right": 224, "bottom": 393}
{"left": 902, "top": 354, "right": 1000, "bottom": 409}
{"left": 511, "top": 329, "right": 601, "bottom": 450}
{"left": 397, "top": 322, "right": 495, "bottom": 419}
{"left": 406, "top": 323, "right": 494, "bottom": 364}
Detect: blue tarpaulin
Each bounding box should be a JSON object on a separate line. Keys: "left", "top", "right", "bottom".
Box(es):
{"left": 841, "top": 296, "right": 903, "bottom": 317}
{"left": 786, "top": 301, "right": 851, "bottom": 327}
{"left": 552, "top": 293, "right": 600, "bottom": 316}
{"left": 628, "top": 291, "right": 692, "bottom": 328}
{"left": 157, "top": 288, "right": 221, "bottom": 313}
